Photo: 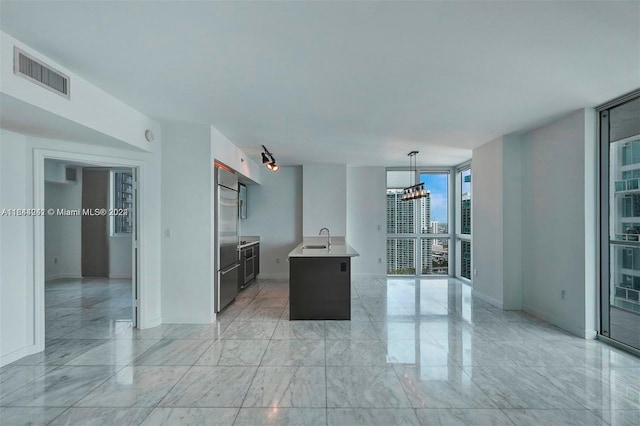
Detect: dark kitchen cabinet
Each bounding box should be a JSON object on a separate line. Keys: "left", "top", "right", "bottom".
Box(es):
{"left": 255, "top": 243, "right": 260, "bottom": 276}
{"left": 238, "top": 243, "right": 260, "bottom": 290}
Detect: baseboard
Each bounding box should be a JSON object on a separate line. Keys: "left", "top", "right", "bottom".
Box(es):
{"left": 472, "top": 289, "right": 504, "bottom": 309}
{"left": 522, "top": 303, "right": 596, "bottom": 339}
{"left": 139, "top": 316, "right": 162, "bottom": 329}
{"left": 45, "top": 274, "right": 82, "bottom": 281}
{"left": 161, "top": 314, "right": 213, "bottom": 324}
{"left": 1, "top": 344, "right": 41, "bottom": 368}
{"left": 109, "top": 274, "right": 132, "bottom": 279}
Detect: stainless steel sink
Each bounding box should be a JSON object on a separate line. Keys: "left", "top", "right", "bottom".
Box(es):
{"left": 303, "top": 245, "right": 327, "bottom": 249}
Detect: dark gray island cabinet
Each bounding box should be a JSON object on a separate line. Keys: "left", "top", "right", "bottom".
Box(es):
{"left": 288, "top": 240, "right": 359, "bottom": 320}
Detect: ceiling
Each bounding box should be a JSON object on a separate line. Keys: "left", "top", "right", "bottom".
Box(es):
{"left": 1, "top": 1, "right": 638, "bottom": 166}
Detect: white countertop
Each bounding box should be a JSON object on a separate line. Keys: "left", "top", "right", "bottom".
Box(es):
{"left": 288, "top": 237, "right": 359, "bottom": 258}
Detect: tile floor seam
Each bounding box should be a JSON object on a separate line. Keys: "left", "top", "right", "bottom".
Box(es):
{"left": 524, "top": 365, "right": 597, "bottom": 411}
{"left": 231, "top": 300, "right": 278, "bottom": 425}
{"left": 138, "top": 361, "right": 198, "bottom": 424}
{"left": 325, "top": 320, "right": 328, "bottom": 426}
{"left": 44, "top": 405, "right": 73, "bottom": 426}
{"left": 497, "top": 408, "right": 518, "bottom": 426}
{"left": 54, "top": 365, "right": 124, "bottom": 411}
{"left": 9, "top": 277, "right": 640, "bottom": 425}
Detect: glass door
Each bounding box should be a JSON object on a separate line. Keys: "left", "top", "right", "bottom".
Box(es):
{"left": 600, "top": 93, "right": 640, "bottom": 352}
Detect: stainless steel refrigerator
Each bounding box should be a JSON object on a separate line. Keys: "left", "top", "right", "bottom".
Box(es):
{"left": 215, "top": 167, "right": 239, "bottom": 312}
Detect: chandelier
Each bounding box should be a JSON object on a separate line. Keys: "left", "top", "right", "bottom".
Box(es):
{"left": 402, "top": 151, "right": 427, "bottom": 201}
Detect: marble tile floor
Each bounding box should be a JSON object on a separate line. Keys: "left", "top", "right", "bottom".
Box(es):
{"left": 609, "top": 307, "right": 640, "bottom": 350}
{"left": 1, "top": 277, "right": 639, "bottom": 425}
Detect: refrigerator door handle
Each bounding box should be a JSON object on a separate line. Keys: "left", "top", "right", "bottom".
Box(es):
{"left": 221, "top": 263, "right": 240, "bottom": 275}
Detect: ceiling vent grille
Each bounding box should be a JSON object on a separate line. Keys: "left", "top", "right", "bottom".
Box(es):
{"left": 13, "top": 47, "right": 70, "bottom": 99}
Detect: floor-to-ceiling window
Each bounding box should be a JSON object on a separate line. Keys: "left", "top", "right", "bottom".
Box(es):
{"left": 599, "top": 91, "right": 640, "bottom": 353}
{"left": 456, "top": 165, "right": 472, "bottom": 281}
{"left": 386, "top": 170, "right": 450, "bottom": 276}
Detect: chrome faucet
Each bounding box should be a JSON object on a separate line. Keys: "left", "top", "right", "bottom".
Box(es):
{"left": 319, "top": 227, "right": 331, "bottom": 249}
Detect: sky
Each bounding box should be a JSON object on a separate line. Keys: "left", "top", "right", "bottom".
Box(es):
{"left": 420, "top": 173, "right": 448, "bottom": 223}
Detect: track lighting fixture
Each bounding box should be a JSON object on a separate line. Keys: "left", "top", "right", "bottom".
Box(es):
{"left": 261, "top": 145, "right": 279, "bottom": 173}
{"left": 402, "top": 151, "right": 428, "bottom": 201}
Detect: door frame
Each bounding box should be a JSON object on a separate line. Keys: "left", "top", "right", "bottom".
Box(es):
{"left": 597, "top": 89, "right": 640, "bottom": 356}
{"left": 34, "top": 148, "right": 143, "bottom": 352}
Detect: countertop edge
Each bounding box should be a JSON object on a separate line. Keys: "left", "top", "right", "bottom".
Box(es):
{"left": 288, "top": 242, "right": 360, "bottom": 258}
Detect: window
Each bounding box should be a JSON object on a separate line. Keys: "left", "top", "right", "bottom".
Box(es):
{"left": 112, "top": 171, "right": 134, "bottom": 235}
{"left": 386, "top": 170, "right": 450, "bottom": 275}
{"left": 456, "top": 165, "right": 472, "bottom": 280}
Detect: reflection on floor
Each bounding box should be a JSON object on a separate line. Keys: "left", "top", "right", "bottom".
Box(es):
{"left": 610, "top": 306, "right": 640, "bottom": 350}
{"left": 45, "top": 277, "right": 133, "bottom": 340}
{"left": 1, "top": 277, "right": 639, "bottom": 425}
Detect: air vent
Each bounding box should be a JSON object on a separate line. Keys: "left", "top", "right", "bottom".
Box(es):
{"left": 13, "top": 47, "right": 70, "bottom": 99}
{"left": 65, "top": 167, "right": 77, "bottom": 182}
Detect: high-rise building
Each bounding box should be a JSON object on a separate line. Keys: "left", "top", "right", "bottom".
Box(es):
{"left": 386, "top": 190, "right": 414, "bottom": 234}
{"left": 612, "top": 140, "right": 640, "bottom": 313}
{"left": 430, "top": 221, "right": 439, "bottom": 234}
{"left": 461, "top": 193, "right": 471, "bottom": 234}
{"left": 386, "top": 190, "right": 431, "bottom": 274}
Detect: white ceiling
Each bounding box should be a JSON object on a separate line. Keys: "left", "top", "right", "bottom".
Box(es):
{"left": 1, "top": 1, "right": 638, "bottom": 166}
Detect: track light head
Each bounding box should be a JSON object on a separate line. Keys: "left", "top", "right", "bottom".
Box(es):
{"left": 261, "top": 145, "right": 280, "bottom": 173}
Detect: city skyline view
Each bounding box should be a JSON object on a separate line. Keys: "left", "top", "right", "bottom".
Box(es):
{"left": 420, "top": 174, "right": 448, "bottom": 223}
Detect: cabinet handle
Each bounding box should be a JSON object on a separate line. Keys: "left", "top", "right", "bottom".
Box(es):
{"left": 221, "top": 264, "right": 240, "bottom": 275}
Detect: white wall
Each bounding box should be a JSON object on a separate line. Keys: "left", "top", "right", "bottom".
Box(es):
{"left": 241, "top": 166, "right": 303, "bottom": 278}
{"left": 0, "top": 131, "right": 30, "bottom": 366}
{"left": 0, "top": 129, "right": 163, "bottom": 367}
{"left": 502, "top": 136, "right": 523, "bottom": 310}
{"left": 0, "top": 32, "right": 160, "bottom": 151}
{"left": 472, "top": 137, "right": 504, "bottom": 307}
{"left": 0, "top": 31, "right": 163, "bottom": 366}
{"left": 109, "top": 235, "right": 132, "bottom": 279}
{"left": 520, "top": 109, "right": 597, "bottom": 338}
{"left": 211, "top": 126, "right": 261, "bottom": 184}
{"left": 303, "top": 164, "right": 347, "bottom": 236}
{"left": 161, "top": 122, "right": 214, "bottom": 323}
{"left": 346, "top": 166, "right": 386, "bottom": 277}
{"left": 160, "top": 122, "right": 261, "bottom": 323}
{"left": 44, "top": 179, "right": 82, "bottom": 280}
{"left": 472, "top": 109, "right": 597, "bottom": 338}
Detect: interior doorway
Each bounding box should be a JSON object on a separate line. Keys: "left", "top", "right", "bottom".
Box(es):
{"left": 42, "top": 159, "right": 138, "bottom": 346}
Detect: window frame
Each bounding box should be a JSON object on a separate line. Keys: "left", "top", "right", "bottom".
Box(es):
{"left": 386, "top": 167, "right": 452, "bottom": 276}
{"left": 110, "top": 169, "right": 134, "bottom": 237}
{"left": 455, "top": 162, "right": 472, "bottom": 282}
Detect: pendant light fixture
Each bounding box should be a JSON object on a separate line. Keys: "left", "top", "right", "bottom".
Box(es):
{"left": 261, "top": 145, "right": 279, "bottom": 173}
{"left": 402, "top": 151, "right": 427, "bottom": 201}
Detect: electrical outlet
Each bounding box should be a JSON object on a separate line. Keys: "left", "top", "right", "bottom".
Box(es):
{"left": 276, "top": 258, "right": 280, "bottom": 264}
{"left": 561, "top": 290, "right": 566, "bottom": 300}
{"left": 54, "top": 257, "right": 58, "bottom": 264}
{"left": 165, "top": 228, "right": 171, "bottom": 238}
{"left": 377, "top": 225, "right": 381, "bottom": 231}
{"left": 378, "top": 257, "right": 382, "bottom": 264}
{"left": 474, "top": 268, "right": 478, "bottom": 276}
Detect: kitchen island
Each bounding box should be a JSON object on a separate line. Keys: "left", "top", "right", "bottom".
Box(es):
{"left": 288, "top": 237, "right": 359, "bottom": 320}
